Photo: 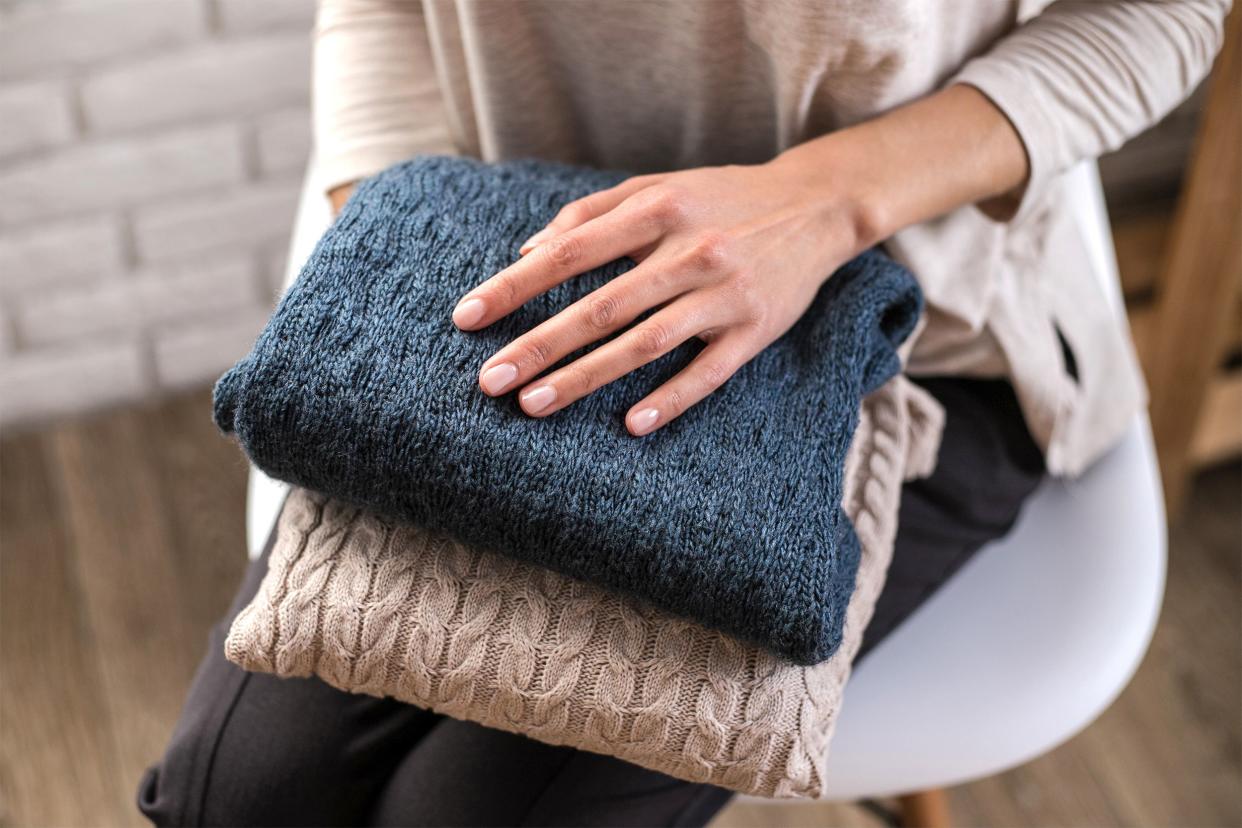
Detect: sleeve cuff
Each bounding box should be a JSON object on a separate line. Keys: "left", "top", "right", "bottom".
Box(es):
{"left": 951, "top": 58, "right": 1063, "bottom": 225}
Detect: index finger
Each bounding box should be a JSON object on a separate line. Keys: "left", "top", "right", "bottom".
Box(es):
{"left": 519, "top": 174, "right": 662, "bottom": 254}
{"left": 451, "top": 197, "right": 663, "bottom": 330}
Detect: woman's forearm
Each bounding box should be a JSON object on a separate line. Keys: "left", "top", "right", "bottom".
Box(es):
{"left": 769, "top": 83, "right": 1030, "bottom": 247}
{"left": 315, "top": 0, "right": 440, "bottom": 196}
{"left": 332, "top": 86, "right": 1024, "bottom": 232}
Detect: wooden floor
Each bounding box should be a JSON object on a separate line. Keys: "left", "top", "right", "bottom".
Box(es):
{"left": 1, "top": 389, "right": 1239, "bottom": 827}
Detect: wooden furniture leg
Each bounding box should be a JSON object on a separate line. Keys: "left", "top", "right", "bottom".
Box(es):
{"left": 898, "top": 789, "right": 951, "bottom": 828}
{"left": 1144, "top": 5, "right": 1242, "bottom": 518}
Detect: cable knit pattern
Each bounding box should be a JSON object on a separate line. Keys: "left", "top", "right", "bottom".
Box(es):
{"left": 226, "top": 377, "right": 943, "bottom": 799}
{"left": 213, "top": 156, "right": 923, "bottom": 664}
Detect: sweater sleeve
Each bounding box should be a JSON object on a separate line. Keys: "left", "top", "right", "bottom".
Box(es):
{"left": 314, "top": 0, "right": 450, "bottom": 193}
{"left": 952, "top": 0, "right": 1229, "bottom": 222}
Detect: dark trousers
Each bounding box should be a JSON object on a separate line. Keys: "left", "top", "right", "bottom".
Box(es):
{"left": 138, "top": 377, "right": 1043, "bottom": 827}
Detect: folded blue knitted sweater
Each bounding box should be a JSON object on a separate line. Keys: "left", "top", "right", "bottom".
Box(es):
{"left": 214, "top": 156, "right": 922, "bottom": 665}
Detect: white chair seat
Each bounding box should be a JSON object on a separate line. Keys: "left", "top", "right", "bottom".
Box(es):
{"left": 246, "top": 159, "right": 1164, "bottom": 801}
{"left": 820, "top": 414, "right": 1163, "bottom": 797}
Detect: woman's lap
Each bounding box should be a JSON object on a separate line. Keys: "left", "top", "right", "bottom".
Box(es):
{"left": 860, "top": 376, "right": 1045, "bottom": 657}
{"left": 139, "top": 375, "right": 1042, "bottom": 827}
{"left": 137, "top": 529, "right": 731, "bottom": 827}
{"left": 136, "top": 534, "right": 443, "bottom": 826}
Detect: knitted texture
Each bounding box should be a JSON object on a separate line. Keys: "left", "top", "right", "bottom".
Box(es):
{"left": 225, "top": 377, "right": 944, "bottom": 799}
{"left": 213, "top": 156, "right": 923, "bottom": 665}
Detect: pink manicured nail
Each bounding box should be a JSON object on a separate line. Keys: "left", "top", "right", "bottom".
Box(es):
{"left": 519, "top": 228, "right": 553, "bottom": 254}
{"left": 453, "top": 297, "right": 486, "bottom": 328}
{"left": 480, "top": 362, "right": 518, "bottom": 395}
{"left": 520, "top": 385, "right": 557, "bottom": 414}
{"left": 630, "top": 408, "right": 660, "bottom": 435}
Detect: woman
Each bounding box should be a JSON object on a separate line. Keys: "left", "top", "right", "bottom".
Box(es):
{"left": 140, "top": 1, "right": 1226, "bottom": 825}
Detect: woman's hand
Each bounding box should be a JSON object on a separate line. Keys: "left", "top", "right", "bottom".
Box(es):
{"left": 452, "top": 84, "right": 1026, "bottom": 436}
{"left": 453, "top": 160, "right": 879, "bottom": 435}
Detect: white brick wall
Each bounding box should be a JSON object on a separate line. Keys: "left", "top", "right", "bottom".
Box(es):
{"left": 80, "top": 33, "right": 311, "bottom": 135}
{"left": 0, "top": 341, "right": 148, "bottom": 425}
{"left": 0, "top": 81, "right": 77, "bottom": 159}
{"left": 0, "top": 0, "right": 317, "bottom": 429}
{"left": 0, "top": 126, "right": 248, "bottom": 223}
{"left": 256, "top": 108, "right": 314, "bottom": 177}
{"left": 0, "top": 0, "right": 1198, "bottom": 430}
{"left": 0, "top": 1, "right": 207, "bottom": 79}
{"left": 215, "top": 0, "right": 317, "bottom": 34}
{"left": 154, "top": 306, "right": 278, "bottom": 391}
{"left": 15, "top": 256, "right": 260, "bottom": 348}
{"left": 132, "top": 180, "right": 302, "bottom": 262}
{"left": 0, "top": 215, "right": 127, "bottom": 293}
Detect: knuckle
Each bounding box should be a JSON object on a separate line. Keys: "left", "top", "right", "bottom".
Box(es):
{"left": 586, "top": 293, "right": 621, "bottom": 330}
{"left": 565, "top": 362, "right": 595, "bottom": 392}
{"left": 701, "top": 361, "right": 731, "bottom": 390}
{"left": 541, "top": 233, "right": 584, "bottom": 269}
{"left": 632, "top": 322, "right": 671, "bottom": 357}
{"left": 559, "top": 201, "right": 592, "bottom": 225}
{"left": 642, "top": 186, "right": 688, "bottom": 226}
{"left": 665, "top": 388, "right": 686, "bottom": 417}
{"left": 750, "top": 290, "right": 777, "bottom": 326}
{"left": 521, "top": 335, "right": 555, "bottom": 366}
{"left": 746, "top": 303, "right": 772, "bottom": 331}
{"left": 490, "top": 274, "right": 520, "bottom": 307}
{"left": 684, "top": 231, "right": 731, "bottom": 272}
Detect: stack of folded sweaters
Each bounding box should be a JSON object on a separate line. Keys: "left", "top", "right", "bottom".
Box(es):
{"left": 214, "top": 156, "right": 940, "bottom": 799}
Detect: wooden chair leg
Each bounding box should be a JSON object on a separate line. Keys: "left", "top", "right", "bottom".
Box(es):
{"left": 898, "top": 789, "right": 951, "bottom": 828}
{"left": 1144, "top": 4, "right": 1241, "bottom": 518}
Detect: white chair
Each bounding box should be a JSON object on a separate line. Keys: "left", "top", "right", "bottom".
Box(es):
{"left": 245, "top": 160, "right": 1165, "bottom": 824}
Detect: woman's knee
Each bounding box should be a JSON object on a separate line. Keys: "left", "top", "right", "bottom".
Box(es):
{"left": 138, "top": 680, "right": 369, "bottom": 826}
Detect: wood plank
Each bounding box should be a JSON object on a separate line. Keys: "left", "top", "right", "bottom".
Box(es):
{"left": 1112, "top": 209, "right": 1175, "bottom": 300}
{"left": 138, "top": 389, "right": 249, "bottom": 635}
{"left": 48, "top": 404, "right": 209, "bottom": 827}
{"left": 1233, "top": 297, "right": 1242, "bottom": 356}
{"left": 1100, "top": 85, "right": 1206, "bottom": 207}
{"left": 1145, "top": 5, "right": 1242, "bottom": 517}
{"left": 898, "top": 790, "right": 951, "bottom": 827}
{"left": 2, "top": 396, "right": 1237, "bottom": 827}
{"left": 0, "top": 434, "right": 132, "bottom": 826}
{"left": 1127, "top": 302, "right": 1156, "bottom": 375}
{"left": 1190, "top": 370, "right": 1242, "bottom": 466}
{"left": 712, "top": 799, "right": 881, "bottom": 827}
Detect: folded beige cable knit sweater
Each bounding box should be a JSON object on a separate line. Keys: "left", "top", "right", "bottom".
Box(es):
{"left": 225, "top": 377, "right": 942, "bottom": 798}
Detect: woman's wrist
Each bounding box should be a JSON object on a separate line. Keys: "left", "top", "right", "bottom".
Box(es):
{"left": 767, "top": 83, "right": 1029, "bottom": 247}
{"left": 761, "top": 143, "right": 890, "bottom": 272}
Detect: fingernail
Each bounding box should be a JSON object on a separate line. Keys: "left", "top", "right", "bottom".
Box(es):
{"left": 630, "top": 408, "right": 660, "bottom": 435}
{"left": 453, "top": 297, "right": 486, "bottom": 328}
{"left": 480, "top": 362, "right": 518, "bottom": 395}
{"left": 520, "top": 385, "right": 557, "bottom": 414}
{"left": 519, "top": 228, "right": 553, "bottom": 254}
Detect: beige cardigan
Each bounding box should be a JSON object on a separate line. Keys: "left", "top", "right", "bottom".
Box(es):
{"left": 312, "top": 0, "right": 1227, "bottom": 475}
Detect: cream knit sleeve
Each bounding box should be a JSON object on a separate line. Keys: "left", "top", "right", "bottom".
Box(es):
{"left": 314, "top": 0, "right": 450, "bottom": 193}
{"left": 953, "top": 0, "right": 1229, "bottom": 222}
